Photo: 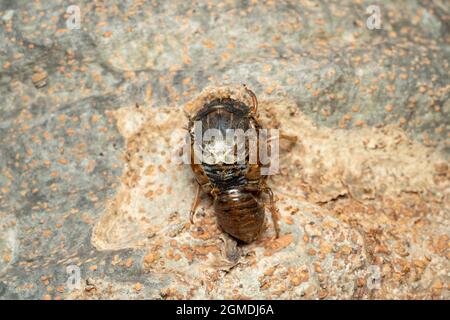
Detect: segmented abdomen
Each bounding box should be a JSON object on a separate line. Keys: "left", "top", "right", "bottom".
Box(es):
{"left": 214, "top": 189, "right": 265, "bottom": 243}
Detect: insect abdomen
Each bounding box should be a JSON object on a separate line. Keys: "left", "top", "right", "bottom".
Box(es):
{"left": 214, "top": 189, "right": 265, "bottom": 243}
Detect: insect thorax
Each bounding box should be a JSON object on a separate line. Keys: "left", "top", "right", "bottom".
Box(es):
{"left": 191, "top": 98, "right": 258, "bottom": 191}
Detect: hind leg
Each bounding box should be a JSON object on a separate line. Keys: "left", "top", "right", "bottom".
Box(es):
{"left": 189, "top": 184, "right": 201, "bottom": 223}
{"left": 262, "top": 186, "right": 280, "bottom": 239}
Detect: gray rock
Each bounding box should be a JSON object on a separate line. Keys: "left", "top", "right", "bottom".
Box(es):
{"left": 0, "top": 0, "right": 448, "bottom": 300}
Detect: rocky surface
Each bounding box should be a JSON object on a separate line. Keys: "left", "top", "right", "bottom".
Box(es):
{"left": 0, "top": 0, "right": 449, "bottom": 299}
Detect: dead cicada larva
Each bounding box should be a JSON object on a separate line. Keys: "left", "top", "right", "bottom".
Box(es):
{"left": 186, "top": 85, "right": 280, "bottom": 243}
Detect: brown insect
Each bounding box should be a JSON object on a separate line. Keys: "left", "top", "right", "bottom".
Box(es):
{"left": 187, "top": 85, "right": 280, "bottom": 243}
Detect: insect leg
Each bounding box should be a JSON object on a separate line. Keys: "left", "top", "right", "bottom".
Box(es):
{"left": 243, "top": 84, "right": 258, "bottom": 114}
{"left": 262, "top": 186, "right": 280, "bottom": 239}
{"left": 266, "top": 132, "right": 298, "bottom": 144}
{"left": 275, "top": 132, "right": 298, "bottom": 153}
{"left": 190, "top": 184, "right": 201, "bottom": 224}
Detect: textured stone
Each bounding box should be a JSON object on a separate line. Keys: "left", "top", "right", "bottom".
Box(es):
{"left": 0, "top": 0, "right": 448, "bottom": 300}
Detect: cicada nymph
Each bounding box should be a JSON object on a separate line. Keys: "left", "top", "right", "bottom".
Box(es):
{"left": 185, "top": 85, "right": 280, "bottom": 243}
